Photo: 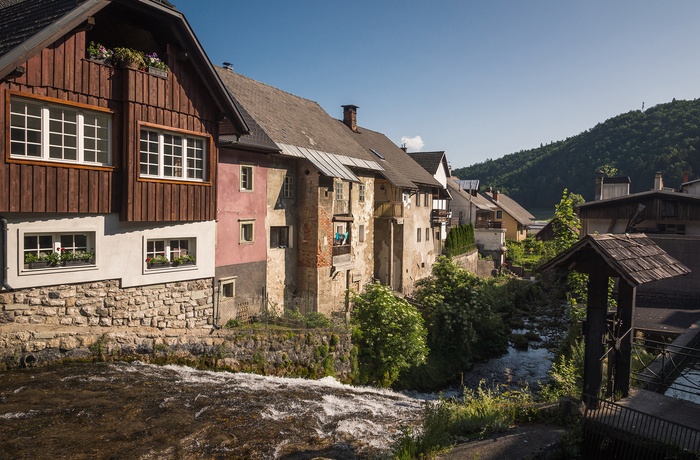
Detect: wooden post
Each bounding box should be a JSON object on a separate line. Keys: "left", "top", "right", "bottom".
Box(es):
{"left": 582, "top": 270, "right": 608, "bottom": 408}
{"left": 614, "top": 281, "right": 635, "bottom": 398}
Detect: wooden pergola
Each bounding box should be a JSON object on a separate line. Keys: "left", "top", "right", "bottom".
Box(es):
{"left": 540, "top": 233, "right": 690, "bottom": 408}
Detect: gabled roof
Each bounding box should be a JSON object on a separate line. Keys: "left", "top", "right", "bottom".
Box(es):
{"left": 539, "top": 233, "right": 690, "bottom": 287}
{"left": 216, "top": 68, "right": 384, "bottom": 181}
{"left": 447, "top": 179, "right": 492, "bottom": 211}
{"left": 0, "top": 0, "right": 248, "bottom": 134}
{"left": 407, "top": 151, "right": 449, "bottom": 177}
{"left": 577, "top": 189, "right": 700, "bottom": 211}
{"left": 220, "top": 95, "right": 279, "bottom": 153}
{"left": 481, "top": 190, "right": 535, "bottom": 225}
{"left": 342, "top": 125, "right": 442, "bottom": 190}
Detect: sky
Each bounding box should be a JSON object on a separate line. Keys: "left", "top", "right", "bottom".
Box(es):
{"left": 174, "top": 1, "right": 700, "bottom": 169}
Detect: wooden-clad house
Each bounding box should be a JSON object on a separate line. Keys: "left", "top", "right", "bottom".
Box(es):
{"left": 0, "top": 0, "right": 247, "bottom": 292}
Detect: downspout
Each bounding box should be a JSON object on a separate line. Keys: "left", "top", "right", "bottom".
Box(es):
{"left": 1, "top": 216, "right": 11, "bottom": 290}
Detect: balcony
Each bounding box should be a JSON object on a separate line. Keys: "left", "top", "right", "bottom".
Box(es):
{"left": 374, "top": 201, "right": 404, "bottom": 218}
{"left": 475, "top": 220, "right": 503, "bottom": 229}
{"left": 431, "top": 209, "right": 451, "bottom": 224}
{"left": 332, "top": 243, "right": 353, "bottom": 270}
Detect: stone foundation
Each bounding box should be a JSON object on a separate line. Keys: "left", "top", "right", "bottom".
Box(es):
{"left": 0, "top": 279, "right": 214, "bottom": 330}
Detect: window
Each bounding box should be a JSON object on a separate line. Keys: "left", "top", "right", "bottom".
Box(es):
{"left": 358, "top": 224, "right": 365, "bottom": 242}
{"left": 240, "top": 221, "right": 254, "bottom": 243}
{"left": 334, "top": 224, "right": 350, "bottom": 245}
{"left": 417, "top": 228, "right": 421, "bottom": 242}
{"left": 496, "top": 210, "right": 503, "bottom": 219}
{"left": 336, "top": 181, "right": 345, "bottom": 200}
{"left": 23, "top": 232, "right": 95, "bottom": 269}
{"left": 425, "top": 228, "right": 430, "bottom": 241}
{"left": 10, "top": 96, "right": 111, "bottom": 165}
{"left": 358, "top": 184, "right": 365, "bottom": 202}
{"left": 424, "top": 193, "right": 430, "bottom": 207}
{"left": 270, "top": 226, "right": 290, "bottom": 248}
{"left": 140, "top": 128, "right": 206, "bottom": 181}
{"left": 416, "top": 193, "right": 421, "bottom": 206}
{"left": 403, "top": 191, "right": 410, "bottom": 203}
{"left": 283, "top": 176, "right": 294, "bottom": 198}
{"left": 219, "top": 278, "right": 236, "bottom": 300}
{"left": 240, "top": 165, "right": 253, "bottom": 191}
{"left": 146, "top": 238, "right": 195, "bottom": 268}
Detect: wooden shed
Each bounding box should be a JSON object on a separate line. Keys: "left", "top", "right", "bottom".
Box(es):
{"left": 540, "top": 233, "right": 690, "bottom": 407}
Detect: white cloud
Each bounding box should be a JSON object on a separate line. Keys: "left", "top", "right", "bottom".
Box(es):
{"left": 400, "top": 135, "right": 424, "bottom": 152}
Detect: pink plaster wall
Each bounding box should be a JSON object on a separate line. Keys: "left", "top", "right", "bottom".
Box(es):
{"left": 216, "top": 149, "right": 268, "bottom": 267}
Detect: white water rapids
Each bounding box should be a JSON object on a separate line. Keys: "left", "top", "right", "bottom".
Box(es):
{"left": 0, "top": 362, "right": 426, "bottom": 459}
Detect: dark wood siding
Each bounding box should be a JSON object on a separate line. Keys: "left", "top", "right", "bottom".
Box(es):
{"left": 1, "top": 33, "right": 221, "bottom": 222}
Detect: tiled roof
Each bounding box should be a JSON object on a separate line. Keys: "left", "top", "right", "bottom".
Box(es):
{"left": 407, "top": 151, "right": 446, "bottom": 176}
{"left": 0, "top": 0, "right": 87, "bottom": 60}
{"left": 220, "top": 94, "right": 278, "bottom": 152}
{"left": 344, "top": 125, "right": 442, "bottom": 189}
{"left": 482, "top": 190, "right": 535, "bottom": 226}
{"left": 540, "top": 233, "right": 690, "bottom": 286}
{"left": 216, "top": 68, "right": 378, "bottom": 165}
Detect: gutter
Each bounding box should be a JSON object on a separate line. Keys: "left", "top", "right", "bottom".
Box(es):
{"left": 1, "top": 216, "right": 11, "bottom": 290}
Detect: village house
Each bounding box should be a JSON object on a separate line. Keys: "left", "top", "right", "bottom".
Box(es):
{"left": 407, "top": 150, "right": 453, "bottom": 249}
{"left": 577, "top": 172, "right": 700, "bottom": 300}
{"left": 480, "top": 189, "right": 535, "bottom": 242}
{"left": 339, "top": 106, "right": 444, "bottom": 295}
{"left": 0, "top": 0, "right": 248, "bottom": 329}
{"left": 215, "top": 71, "right": 383, "bottom": 316}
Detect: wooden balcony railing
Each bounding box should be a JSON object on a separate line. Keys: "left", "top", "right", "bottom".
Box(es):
{"left": 475, "top": 220, "right": 503, "bottom": 229}
{"left": 431, "top": 209, "right": 451, "bottom": 224}
{"left": 374, "top": 201, "right": 404, "bottom": 218}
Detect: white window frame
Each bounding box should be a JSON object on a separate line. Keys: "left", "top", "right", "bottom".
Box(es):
{"left": 10, "top": 95, "right": 112, "bottom": 166}
{"left": 139, "top": 126, "right": 207, "bottom": 182}
{"left": 21, "top": 231, "right": 96, "bottom": 271}
{"left": 336, "top": 181, "right": 345, "bottom": 200}
{"left": 358, "top": 184, "right": 365, "bottom": 202}
{"left": 240, "top": 165, "right": 254, "bottom": 191}
{"left": 145, "top": 237, "right": 196, "bottom": 269}
{"left": 240, "top": 220, "right": 255, "bottom": 244}
{"left": 283, "top": 175, "right": 294, "bottom": 198}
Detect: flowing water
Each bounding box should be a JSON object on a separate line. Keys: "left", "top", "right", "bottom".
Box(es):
{"left": 0, "top": 362, "right": 426, "bottom": 459}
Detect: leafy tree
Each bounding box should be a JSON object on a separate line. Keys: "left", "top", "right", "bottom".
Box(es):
{"left": 549, "top": 188, "right": 581, "bottom": 255}
{"left": 351, "top": 283, "right": 428, "bottom": 387}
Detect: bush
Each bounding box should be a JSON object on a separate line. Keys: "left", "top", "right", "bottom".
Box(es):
{"left": 351, "top": 283, "right": 428, "bottom": 387}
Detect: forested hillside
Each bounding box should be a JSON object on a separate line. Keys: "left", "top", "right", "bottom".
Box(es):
{"left": 452, "top": 99, "right": 700, "bottom": 210}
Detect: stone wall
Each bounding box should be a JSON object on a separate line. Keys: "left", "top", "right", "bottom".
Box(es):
{"left": 0, "top": 279, "right": 214, "bottom": 330}
{"left": 452, "top": 248, "right": 478, "bottom": 274}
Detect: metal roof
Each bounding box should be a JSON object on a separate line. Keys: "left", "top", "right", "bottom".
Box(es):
{"left": 278, "top": 144, "right": 382, "bottom": 182}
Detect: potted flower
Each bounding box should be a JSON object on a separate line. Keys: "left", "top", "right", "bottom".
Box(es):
{"left": 24, "top": 251, "right": 60, "bottom": 269}
{"left": 61, "top": 249, "right": 95, "bottom": 266}
{"left": 87, "top": 41, "right": 113, "bottom": 64}
{"left": 172, "top": 254, "right": 195, "bottom": 266}
{"left": 111, "top": 47, "right": 146, "bottom": 70}
{"left": 143, "top": 52, "right": 168, "bottom": 78}
{"left": 146, "top": 254, "right": 170, "bottom": 268}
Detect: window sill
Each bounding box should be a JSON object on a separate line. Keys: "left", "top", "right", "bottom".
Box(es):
{"left": 21, "top": 264, "right": 97, "bottom": 275}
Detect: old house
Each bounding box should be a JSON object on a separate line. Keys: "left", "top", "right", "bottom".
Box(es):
{"left": 407, "top": 150, "right": 452, "bottom": 246}
{"left": 216, "top": 72, "right": 383, "bottom": 315}
{"left": 339, "top": 106, "right": 443, "bottom": 294}
{"left": 0, "top": 0, "right": 247, "bottom": 328}
{"left": 480, "top": 189, "right": 535, "bottom": 242}
{"left": 577, "top": 172, "right": 700, "bottom": 300}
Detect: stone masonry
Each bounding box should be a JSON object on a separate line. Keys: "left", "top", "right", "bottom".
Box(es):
{"left": 0, "top": 279, "right": 214, "bottom": 330}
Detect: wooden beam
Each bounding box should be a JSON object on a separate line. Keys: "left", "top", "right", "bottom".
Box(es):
{"left": 614, "top": 281, "right": 635, "bottom": 397}
{"left": 582, "top": 269, "right": 608, "bottom": 408}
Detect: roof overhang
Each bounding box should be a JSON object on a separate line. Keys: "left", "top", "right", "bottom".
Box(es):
{"left": 278, "top": 143, "right": 383, "bottom": 183}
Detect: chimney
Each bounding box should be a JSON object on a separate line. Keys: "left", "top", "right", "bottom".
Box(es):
{"left": 594, "top": 170, "right": 605, "bottom": 200}
{"left": 683, "top": 171, "right": 690, "bottom": 184}
{"left": 654, "top": 172, "right": 663, "bottom": 191}
{"left": 342, "top": 105, "right": 358, "bottom": 132}
{"left": 400, "top": 144, "right": 407, "bottom": 153}
{"left": 222, "top": 61, "right": 233, "bottom": 71}
{"left": 493, "top": 190, "right": 499, "bottom": 202}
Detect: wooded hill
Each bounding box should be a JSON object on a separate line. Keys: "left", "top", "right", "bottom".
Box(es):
{"left": 452, "top": 98, "right": 700, "bottom": 211}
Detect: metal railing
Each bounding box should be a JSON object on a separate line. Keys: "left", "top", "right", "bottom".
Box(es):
{"left": 582, "top": 396, "right": 700, "bottom": 458}
{"left": 632, "top": 336, "right": 700, "bottom": 397}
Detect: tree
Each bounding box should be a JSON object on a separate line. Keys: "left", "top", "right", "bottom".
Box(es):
{"left": 549, "top": 189, "right": 581, "bottom": 255}
{"left": 351, "top": 283, "right": 428, "bottom": 387}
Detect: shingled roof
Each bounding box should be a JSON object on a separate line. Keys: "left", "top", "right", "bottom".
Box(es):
{"left": 407, "top": 151, "right": 449, "bottom": 178}
{"left": 482, "top": 190, "right": 535, "bottom": 226}
{"left": 539, "top": 233, "right": 690, "bottom": 286}
{"left": 342, "top": 124, "right": 442, "bottom": 189}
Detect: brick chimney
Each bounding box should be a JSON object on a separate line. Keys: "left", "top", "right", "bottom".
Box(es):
{"left": 493, "top": 190, "right": 499, "bottom": 202}
{"left": 654, "top": 172, "right": 663, "bottom": 190}
{"left": 683, "top": 171, "right": 690, "bottom": 184}
{"left": 342, "top": 105, "right": 358, "bottom": 132}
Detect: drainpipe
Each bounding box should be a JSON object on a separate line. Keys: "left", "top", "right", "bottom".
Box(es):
{"left": 1, "top": 216, "right": 11, "bottom": 290}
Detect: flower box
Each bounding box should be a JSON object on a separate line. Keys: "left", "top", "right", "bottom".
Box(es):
{"left": 173, "top": 260, "right": 194, "bottom": 267}
{"left": 148, "top": 66, "right": 168, "bottom": 78}
{"left": 64, "top": 259, "right": 94, "bottom": 267}
{"left": 148, "top": 261, "right": 170, "bottom": 269}
{"left": 28, "top": 261, "right": 53, "bottom": 269}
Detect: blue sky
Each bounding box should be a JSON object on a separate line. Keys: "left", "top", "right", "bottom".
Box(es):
{"left": 176, "top": 1, "right": 700, "bottom": 169}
